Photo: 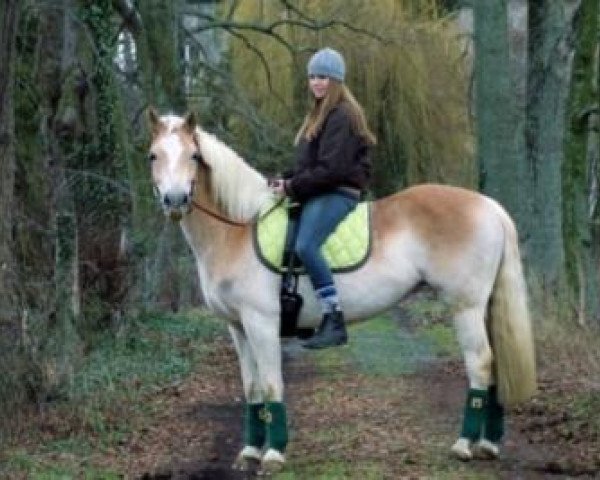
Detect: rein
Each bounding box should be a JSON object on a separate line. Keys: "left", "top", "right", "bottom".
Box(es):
{"left": 191, "top": 197, "right": 285, "bottom": 227}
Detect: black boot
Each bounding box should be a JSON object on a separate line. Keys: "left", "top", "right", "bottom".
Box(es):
{"left": 303, "top": 310, "right": 348, "bottom": 349}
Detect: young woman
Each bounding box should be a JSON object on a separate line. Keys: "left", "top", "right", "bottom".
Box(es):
{"left": 271, "top": 47, "right": 377, "bottom": 349}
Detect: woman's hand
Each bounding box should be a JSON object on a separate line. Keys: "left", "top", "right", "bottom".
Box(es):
{"left": 269, "top": 178, "right": 287, "bottom": 196}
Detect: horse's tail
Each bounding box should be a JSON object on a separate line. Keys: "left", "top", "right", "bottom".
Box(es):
{"left": 488, "top": 201, "right": 537, "bottom": 405}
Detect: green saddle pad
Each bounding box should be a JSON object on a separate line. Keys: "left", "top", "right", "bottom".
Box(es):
{"left": 254, "top": 200, "right": 371, "bottom": 273}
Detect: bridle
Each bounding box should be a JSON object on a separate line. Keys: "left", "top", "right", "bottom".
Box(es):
{"left": 152, "top": 142, "right": 283, "bottom": 227}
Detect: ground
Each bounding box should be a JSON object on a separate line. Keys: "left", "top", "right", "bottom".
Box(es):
{"left": 2, "top": 304, "right": 599, "bottom": 479}
{"left": 118, "top": 318, "right": 600, "bottom": 479}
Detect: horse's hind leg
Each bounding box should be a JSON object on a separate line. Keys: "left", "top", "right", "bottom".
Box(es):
{"left": 477, "top": 385, "right": 504, "bottom": 459}
{"left": 450, "top": 304, "right": 494, "bottom": 461}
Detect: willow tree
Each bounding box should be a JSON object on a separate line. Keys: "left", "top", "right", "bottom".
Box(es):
{"left": 195, "top": 0, "right": 475, "bottom": 195}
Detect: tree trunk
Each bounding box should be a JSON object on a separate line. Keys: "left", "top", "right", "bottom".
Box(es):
{"left": 37, "top": 0, "right": 80, "bottom": 331}
{"left": 77, "top": 0, "right": 132, "bottom": 329}
{"left": 564, "top": 0, "right": 600, "bottom": 325}
{"left": 0, "top": 0, "right": 20, "bottom": 324}
{"left": 526, "top": 1, "right": 581, "bottom": 286}
{"left": 137, "top": 0, "right": 187, "bottom": 111}
{"left": 474, "top": 1, "right": 532, "bottom": 250}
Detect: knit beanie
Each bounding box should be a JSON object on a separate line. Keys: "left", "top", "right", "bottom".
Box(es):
{"left": 307, "top": 48, "right": 346, "bottom": 82}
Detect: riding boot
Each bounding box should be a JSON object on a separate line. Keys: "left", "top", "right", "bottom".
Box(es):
{"left": 303, "top": 310, "right": 348, "bottom": 349}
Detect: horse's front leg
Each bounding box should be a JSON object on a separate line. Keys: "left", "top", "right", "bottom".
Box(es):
{"left": 234, "top": 308, "right": 287, "bottom": 474}
{"left": 229, "top": 324, "right": 264, "bottom": 471}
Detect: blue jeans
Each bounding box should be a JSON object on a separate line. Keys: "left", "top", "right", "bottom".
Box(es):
{"left": 294, "top": 193, "right": 358, "bottom": 290}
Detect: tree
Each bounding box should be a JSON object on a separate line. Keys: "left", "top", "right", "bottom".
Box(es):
{"left": 0, "top": 0, "right": 21, "bottom": 325}
{"left": 0, "top": 0, "right": 23, "bottom": 432}
{"left": 563, "top": 0, "right": 600, "bottom": 324}
{"left": 473, "top": 0, "right": 533, "bottom": 254}
{"left": 526, "top": 1, "right": 581, "bottom": 285}
{"left": 474, "top": 0, "right": 600, "bottom": 323}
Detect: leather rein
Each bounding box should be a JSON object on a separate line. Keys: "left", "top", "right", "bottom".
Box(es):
{"left": 191, "top": 197, "right": 284, "bottom": 227}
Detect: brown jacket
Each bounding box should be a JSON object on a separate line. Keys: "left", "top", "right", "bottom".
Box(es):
{"left": 285, "top": 103, "right": 372, "bottom": 202}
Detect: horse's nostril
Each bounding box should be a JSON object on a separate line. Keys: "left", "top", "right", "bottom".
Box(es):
{"left": 162, "top": 192, "right": 189, "bottom": 209}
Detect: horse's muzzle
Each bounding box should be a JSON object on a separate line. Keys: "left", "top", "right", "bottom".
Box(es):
{"left": 161, "top": 191, "right": 192, "bottom": 222}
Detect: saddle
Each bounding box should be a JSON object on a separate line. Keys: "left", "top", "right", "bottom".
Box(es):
{"left": 254, "top": 200, "right": 371, "bottom": 338}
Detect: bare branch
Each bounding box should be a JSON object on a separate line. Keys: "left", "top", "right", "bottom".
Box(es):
{"left": 111, "top": 0, "right": 142, "bottom": 34}
{"left": 225, "top": 28, "right": 276, "bottom": 91}
{"left": 276, "top": 0, "right": 390, "bottom": 44}
{"left": 182, "top": 24, "right": 287, "bottom": 106}
{"left": 226, "top": 0, "right": 241, "bottom": 21}
{"left": 181, "top": 9, "right": 390, "bottom": 50}
{"left": 278, "top": 0, "right": 314, "bottom": 22}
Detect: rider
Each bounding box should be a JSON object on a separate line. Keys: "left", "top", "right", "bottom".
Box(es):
{"left": 270, "top": 47, "right": 376, "bottom": 349}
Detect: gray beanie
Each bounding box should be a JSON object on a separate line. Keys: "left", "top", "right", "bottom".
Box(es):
{"left": 307, "top": 47, "right": 346, "bottom": 82}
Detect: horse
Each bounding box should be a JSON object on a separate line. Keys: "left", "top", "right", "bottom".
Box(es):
{"left": 146, "top": 109, "right": 536, "bottom": 474}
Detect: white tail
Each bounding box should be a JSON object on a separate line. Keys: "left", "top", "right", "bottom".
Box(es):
{"left": 488, "top": 207, "right": 537, "bottom": 405}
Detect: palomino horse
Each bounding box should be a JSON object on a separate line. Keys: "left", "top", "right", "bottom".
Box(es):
{"left": 147, "top": 109, "right": 536, "bottom": 474}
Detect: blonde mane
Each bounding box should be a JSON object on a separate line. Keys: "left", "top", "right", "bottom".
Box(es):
{"left": 196, "top": 128, "right": 273, "bottom": 221}
{"left": 162, "top": 115, "right": 273, "bottom": 222}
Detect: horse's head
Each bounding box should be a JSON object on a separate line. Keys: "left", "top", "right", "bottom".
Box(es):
{"left": 147, "top": 107, "right": 208, "bottom": 221}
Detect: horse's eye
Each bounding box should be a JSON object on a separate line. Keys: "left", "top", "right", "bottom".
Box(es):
{"left": 148, "top": 152, "right": 157, "bottom": 162}
{"left": 192, "top": 152, "right": 202, "bottom": 163}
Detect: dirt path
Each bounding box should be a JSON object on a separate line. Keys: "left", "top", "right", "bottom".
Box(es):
{"left": 129, "top": 331, "right": 600, "bottom": 479}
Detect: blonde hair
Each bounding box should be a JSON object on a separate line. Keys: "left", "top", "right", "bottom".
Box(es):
{"left": 294, "top": 81, "right": 377, "bottom": 146}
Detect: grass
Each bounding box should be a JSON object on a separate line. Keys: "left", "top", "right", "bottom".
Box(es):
{"left": 313, "top": 306, "right": 461, "bottom": 378}
{"left": 274, "top": 460, "right": 383, "bottom": 480}
{"left": 68, "top": 309, "right": 225, "bottom": 399}
{"left": 3, "top": 449, "right": 122, "bottom": 479}
{"left": 1, "top": 308, "right": 227, "bottom": 480}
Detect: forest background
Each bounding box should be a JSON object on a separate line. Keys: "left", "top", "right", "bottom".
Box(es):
{"left": 0, "top": 0, "right": 598, "bottom": 450}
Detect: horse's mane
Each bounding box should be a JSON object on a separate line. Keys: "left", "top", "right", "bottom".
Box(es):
{"left": 161, "top": 114, "right": 273, "bottom": 222}
{"left": 195, "top": 126, "right": 274, "bottom": 222}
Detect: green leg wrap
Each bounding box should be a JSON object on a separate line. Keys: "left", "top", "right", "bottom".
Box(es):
{"left": 460, "top": 388, "right": 488, "bottom": 441}
{"left": 484, "top": 385, "right": 505, "bottom": 442}
{"left": 264, "top": 401, "right": 288, "bottom": 452}
{"left": 244, "top": 403, "right": 266, "bottom": 448}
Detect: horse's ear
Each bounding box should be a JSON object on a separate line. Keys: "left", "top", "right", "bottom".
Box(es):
{"left": 147, "top": 106, "right": 164, "bottom": 138}
{"left": 182, "top": 111, "right": 198, "bottom": 135}
{"left": 183, "top": 111, "right": 204, "bottom": 153}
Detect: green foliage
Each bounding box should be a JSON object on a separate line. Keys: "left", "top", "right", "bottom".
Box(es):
{"left": 65, "top": 309, "right": 225, "bottom": 401}
{"left": 2, "top": 309, "right": 226, "bottom": 478}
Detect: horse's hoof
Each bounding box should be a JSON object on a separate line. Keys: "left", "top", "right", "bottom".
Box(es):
{"left": 450, "top": 438, "right": 473, "bottom": 461}
{"left": 474, "top": 439, "right": 499, "bottom": 459}
{"left": 258, "top": 448, "right": 285, "bottom": 476}
{"left": 232, "top": 446, "right": 261, "bottom": 471}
